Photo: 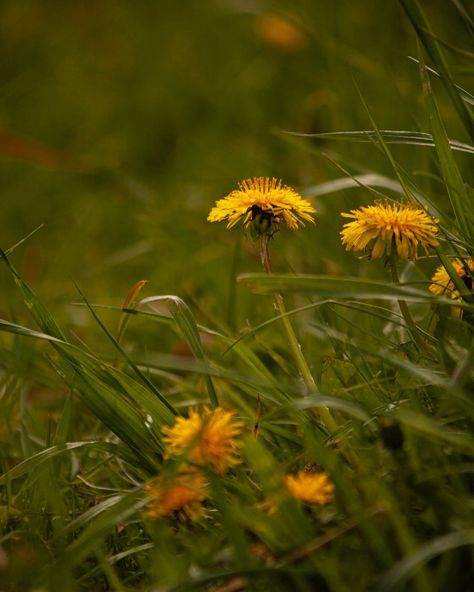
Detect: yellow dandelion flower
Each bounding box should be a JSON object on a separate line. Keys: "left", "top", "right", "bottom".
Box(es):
{"left": 145, "top": 469, "right": 207, "bottom": 520}
{"left": 284, "top": 470, "right": 334, "bottom": 505}
{"left": 207, "top": 177, "right": 316, "bottom": 237}
{"left": 430, "top": 259, "right": 474, "bottom": 298}
{"left": 256, "top": 14, "right": 308, "bottom": 51}
{"left": 430, "top": 259, "right": 474, "bottom": 318}
{"left": 162, "top": 407, "right": 244, "bottom": 474}
{"left": 340, "top": 202, "right": 439, "bottom": 260}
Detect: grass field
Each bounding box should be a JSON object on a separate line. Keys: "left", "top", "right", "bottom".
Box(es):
{"left": 1, "top": 1, "right": 473, "bottom": 590}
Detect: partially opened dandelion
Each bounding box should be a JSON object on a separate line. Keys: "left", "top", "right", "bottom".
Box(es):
{"left": 162, "top": 407, "right": 244, "bottom": 474}
{"left": 341, "top": 200, "right": 439, "bottom": 353}
{"left": 430, "top": 259, "right": 474, "bottom": 317}
{"left": 340, "top": 201, "right": 439, "bottom": 260}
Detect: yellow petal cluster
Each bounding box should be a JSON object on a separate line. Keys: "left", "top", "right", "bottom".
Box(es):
{"left": 162, "top": 407, "right": 244, "bottom": 474}
{"left": 284, "top": 470, "right": 334, "bottom": 505}
{"left": 207, "top": 177, "right": 316, "bottom": 232}
{"left": 340, "top": 202, "right": 439, "bottom": 260}
{"left": 145, "top": 469, "right": 208, "bottom": 520}
{"left": 430, "top": 259, "right": 474, "bottom": 317}
{"left": 430, "top": 259, "right": 474, "bottom": 298}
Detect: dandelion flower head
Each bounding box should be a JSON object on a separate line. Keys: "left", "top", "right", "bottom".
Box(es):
{"left": 145, "top": 469, "right": 207, "bottom": 520}
{"left": 207, "top": 177, "right": 316, "bottom": 237}
{"left": 430, "top": 259, "right": 474, "bottom": 299}
{"left": 341, "top": 201, "right": 439, "bottom": 260}
{"left": 284, "top": 470, "right": 334, "bottom": 505}
{"left": 162, "top": 407, "right": 244, "bottom": 474}
{"left": 430, "top": 259, "right": 474, "bottom": 317}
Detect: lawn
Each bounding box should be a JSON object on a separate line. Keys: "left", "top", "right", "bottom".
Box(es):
{"left": 0, "top": 1, "right": 473, "bottom": 590}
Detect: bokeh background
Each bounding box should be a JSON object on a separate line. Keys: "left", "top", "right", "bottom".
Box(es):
{"left": 0, "top": 3, "right": 473, "bottom": 589}
{"left": 1, "top": 0, "right": 471, "bottom": 327}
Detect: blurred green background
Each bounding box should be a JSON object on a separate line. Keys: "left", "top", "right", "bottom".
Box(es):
{"left": 0, "top": 0, "right": 471, "bottom": 326}
{"left": 0, "top": 3, "right": 473, "bottom": 590}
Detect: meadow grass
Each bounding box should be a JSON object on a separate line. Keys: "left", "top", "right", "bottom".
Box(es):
{"left": 0, "top": 1, "right": 473, "bottom": 591}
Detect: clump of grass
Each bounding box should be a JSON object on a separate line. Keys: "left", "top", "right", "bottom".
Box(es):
{"left": 1, "top": 2, "right": 473, "bottom": 592}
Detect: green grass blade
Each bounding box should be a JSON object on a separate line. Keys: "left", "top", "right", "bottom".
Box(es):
{"left": 57, "top": 490, "right": 147, "bottom": 569}
{"left": 140, "top": 295, "right": 219, "bottom": 407}
{"left": 0, "top": 249, "right": 66, "bottom": 340}
{"left": 238, "top": 273, "right": 469, "bottom": 308}
{"left": 283, "top": 130, "right": 474, "bottom": 154}
{"left": 74, "top": 281, "right": 177, "bottom": 417}
{"left": 399, "top": 0, "right": 474, "bottom": 140}
{"left": 0, "top": 317, "right": 171, "bottom": 471}
{"left": 408, "top": 56, "right": 474, "bottom": 105}
{"left": 376, "top": 529, "right": 474, "bottom": 591}
{"left": 419, "top": 58, "right": 472, "bottom": 241}
{"left": 0, "top": 441, "right": 136, "bottom": 485}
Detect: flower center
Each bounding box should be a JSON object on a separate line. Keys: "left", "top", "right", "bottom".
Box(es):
{"left": 246, "top": 204, "right": 279, "bottom": 238}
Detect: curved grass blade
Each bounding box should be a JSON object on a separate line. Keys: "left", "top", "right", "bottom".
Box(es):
{"left": 399, "top": 0, "right": 474, "bottom": 140}
{"left": 280, "top": 395, "right": 371, "bottom": 422}
{"left": 140, "top": 295, "right": 219, "bottom": 407}
{"left": 302, "top": 174, "right": 412, "bottom": 199}
{"left": 0, "top": 249, "right": 66, "bottom": 340}
{"left": 393, "top": 408, "right": 474, "bottom": 453}
{"left": 116, "top": 279, "right": 149, "bottom": 347}
{"left": 0, "top": 441, "right": 136, "bottom": 485}
{"left": 376, "top": 529, "right": 474, "bottom": 591}
{"left": 0, "top": 317, "right": 171, "bottom": 471}
{"left": 56, "top": 489, "right": 147, "bottom": 569}
{"left": 238, "top": 273, "right": 469, "bottom": 308}
{"left": 74, "top": 281, "right": 177, "bottom": 417}
{"left": 283, "top": 130, "right": 474, "bottom": 154}
{"left": 419, "top": 58, "right": 472, "bottom": 242}
{"left": 408, "top": 56, "right": 474, "bottom": 105}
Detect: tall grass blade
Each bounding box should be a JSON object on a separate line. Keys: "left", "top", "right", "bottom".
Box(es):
{"left": 419, "top": 58, "right": 472, "bottom": 241}
{"left": 376, "top": 529, "right": 474, "bottom": 591}
{"left": 399, "top": 0, "right": 474, "bottom": 140}
{"left": 140, "top": 295, "right": 219, "bottom": 407}
{"left": 284, "top": 130, "right": 474, "bottom": 154}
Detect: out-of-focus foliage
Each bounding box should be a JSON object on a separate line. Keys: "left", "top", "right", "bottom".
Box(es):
{"left": 1, "top": 1, "right": 473, "bottom": 591}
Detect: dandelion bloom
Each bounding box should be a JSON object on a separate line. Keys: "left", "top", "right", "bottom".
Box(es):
{"left": 341, "top": 202, "right": 439, "bottom": 260}
{"left": 256, "top": 14, "right": 308, "bottom": 51}
{"left": 284, "top": 470, "right": 334, "bottom": 505}
{"left": 207, "top": 177, "right": 316, "bottom": 237}
{"left": 145, "top": 469, "right": 207, "bottom": 520}
{"left": 430, "top": 259, "right": 474, "bottom": 317}
{"left": 162, "top": 407, "right": 244, "bottom": 474}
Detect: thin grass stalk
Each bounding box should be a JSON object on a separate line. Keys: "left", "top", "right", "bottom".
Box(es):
{"left": 389, "top": 250, "right": 429, "bottom": 354}
{"left": 260, "top": 236, "right": 339, "bottom": 435}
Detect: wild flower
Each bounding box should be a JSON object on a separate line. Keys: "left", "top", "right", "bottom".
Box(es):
{"left": 162, "top": 407, "right": 244, "bottom": 474}
{"left": 145, "top": 468, "right": 208, "bottom": 520}
{"left": 341, "top": 202, "right": 439, "bottom": 260}
{"left": 284, "top": 470, "right": 334, "bottom": 505}
{"left": 207, "top": 177, "right": 315, "bottom": 238}
{"left": 430, "top": 258, "right": 474, "bottom": 317}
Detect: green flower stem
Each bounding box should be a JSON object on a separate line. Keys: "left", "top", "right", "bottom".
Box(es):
{"left": 260, "top": 237, "right": 339, "bottom": 435}
{"left": 389, "top": 251, "right": 429, "bottom": 354}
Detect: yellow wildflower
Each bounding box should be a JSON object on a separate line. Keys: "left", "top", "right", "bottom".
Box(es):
{"left": 341, "top": 202, "right": 439, "bottom": 260}
{"left": 430, "top": 259, "right": 474, "bottom": 317}
{"left": 162, "top": 407, "right": 244, "bottom": 474}
{"left": 145, "top": 469, "right": 207, "bottom": 520}
{"left": 284, "top": 470, "right": 334, "bottom": 505}
{"left": 207, "top": 177, "right": 316, "bottom": 237}
{"left": 256, "top": 14, "right": 308, "bottom": 51}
